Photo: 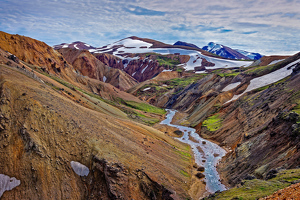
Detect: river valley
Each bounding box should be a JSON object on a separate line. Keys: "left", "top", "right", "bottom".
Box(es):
{"left": 161, "top": 109, "right": 227, "bottom": 193}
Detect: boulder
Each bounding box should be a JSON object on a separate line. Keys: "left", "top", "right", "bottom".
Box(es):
{"left": 174, "top": 130, "right": 183, "bottom": 136}
{"left": 195, "top": 172, "right": 205, "bottom": 179}
{"left": 197, "top": 166, "right": 205, "bottom": 172}
{"left": 265, "top": 169, "right": 278, "bottom": 180}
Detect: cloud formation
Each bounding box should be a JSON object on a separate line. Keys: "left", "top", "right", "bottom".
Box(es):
{"left": 0, "top": 0, "right": 299, "bottom": 55}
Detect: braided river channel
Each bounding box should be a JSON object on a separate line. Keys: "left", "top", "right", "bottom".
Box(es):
{"left": 160, "top": 109, "right": 227, "bottom": 193}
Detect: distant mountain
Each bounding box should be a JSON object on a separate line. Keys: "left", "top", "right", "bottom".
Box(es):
{"left": 173, "top": 41, "right": 200, "bottom": 49}
{"left": 54, "top": 37, "right": 253, "bottom": 81}
{"left": 53, "top": 41, "right": 96, "bottom": 51}
{"left": 235, "top": 49, "right": 263, "bottom": 60}
{"left": 202, "top": 42, "right": 250, "bottom": 60}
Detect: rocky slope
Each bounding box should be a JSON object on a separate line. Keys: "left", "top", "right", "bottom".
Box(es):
{"left": 96, "top": 53, "right": 190, "bottom": 82}
{"left": 132, "top": 52, "right": 300, "bottom": 194}
{"left": 0, "top": 31, "right": 74, "bottom": 79}
{"left": 262, "top": 182, "right": 300, "bottom": 199}
{"left": 0, "top": 49, "right": 195, "bottom": 199}
{"left": 58, "top": 48, "right": 138, "bottom": 91}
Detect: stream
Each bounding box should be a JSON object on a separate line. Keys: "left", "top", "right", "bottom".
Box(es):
{"left": 160, "top": 109, "right": 226, "bottom": 193}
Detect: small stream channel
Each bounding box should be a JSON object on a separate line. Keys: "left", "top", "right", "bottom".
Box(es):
{"left": 160, "top": 109, "right": 226, "bottom": 193}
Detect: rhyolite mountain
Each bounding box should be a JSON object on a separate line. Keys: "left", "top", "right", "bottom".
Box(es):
{"left": 54, "top": 37, "right": 254, "bottom": 82}
{"left": 1, "top": 30, "right": 300, "bottom": 199}
{"left": 202, "top": 42, "right": 263, "bottom": 60}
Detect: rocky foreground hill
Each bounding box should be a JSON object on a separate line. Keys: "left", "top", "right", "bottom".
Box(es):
{"left": 1, "top": 31, "right": 300, "bottom": 199}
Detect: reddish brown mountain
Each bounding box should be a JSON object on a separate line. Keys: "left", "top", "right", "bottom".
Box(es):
{"left": 58, "top": 48, "right": 138, "bottom": 91}
{"left": 0, "top": 31, "right": 73, "bottom": 77}
{"left": 94, "top": 53, "right": 189, "bottom": 82}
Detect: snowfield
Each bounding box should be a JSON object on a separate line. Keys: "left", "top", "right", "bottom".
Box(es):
{"left": 89, "top": 38, "right": 253, "bottom": 71}
{"left": 222, "top": 82, "right": 241, "bottom": 92}
{"left": 227, "top": 58, "right": 300, "bottom": 102}
{"left": 268, "top": 59, "right": 285, "bottom": 66}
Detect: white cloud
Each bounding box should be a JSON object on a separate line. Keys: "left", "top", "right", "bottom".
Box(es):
{"left": 0, "top": 0, "right": 299, "bottom": 55}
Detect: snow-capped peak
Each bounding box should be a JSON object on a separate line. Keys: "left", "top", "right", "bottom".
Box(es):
{"left": 106, "top": 38, "right": 153, "bottom": 49}
{"left": 206, "top": 42, "right": 223, "bottom": 51}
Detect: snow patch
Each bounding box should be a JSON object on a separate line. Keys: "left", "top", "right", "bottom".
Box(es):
{"left": 84, "top": 43, "right": 90, "bottom": 47}
{"left": 143, "top": 87, "right": 151, "bottom": 91}
{"left": 162, "top": 69, "right": 173, "bottom": 72}
{"left": 195, "top": 71, "right": 207, "bottom": 74}
{"left": 62, "top": 44, "right": 69, "bottom": 48}
{"left": 132, "top": 72, "right": 136, "bottom": 76}
{"left": 227, "top": 58, "right": 300, "bottom": 103}
{"left": 141, "top": 65, "right": 149, "bottom": 73}
{"left": 108, "top": 38, "right": 152, "bottom": 49}
{"left": 74, "top": 44, "right": 79, "bottom": 50}
{"left": 268, "top": 59, "right": 285, "bottom": 66}
{"left": 222, "top": 82, "right": 241, "bottom": 92}
{"left": 151, "top": 49, "right": 253, "bottom": 70}
{"left": 71, "top": 161, "right": 89, "bottom": 176}
{"left": 0, "top": 174, "right": 21, "bottom": 197}
{"left": 103, "top": 76, "right": 107, "bottom": 83}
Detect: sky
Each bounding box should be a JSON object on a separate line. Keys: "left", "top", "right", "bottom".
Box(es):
{"left": 0, "top": 0, "right": 299, "bottom": 55}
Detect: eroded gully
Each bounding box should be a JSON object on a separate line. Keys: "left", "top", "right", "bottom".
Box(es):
{"left": 160, "top": 109, "right": 226, "bottom": 193}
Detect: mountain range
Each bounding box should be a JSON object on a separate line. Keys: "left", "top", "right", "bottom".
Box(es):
{"left": 1, "top": 30, "right": 300, "bottom": 200}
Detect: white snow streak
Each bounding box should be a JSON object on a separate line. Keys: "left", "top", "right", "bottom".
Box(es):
{"left": 141, "top": 65, "right": 148, "bottom": 73}
{"left": 222, "top": 82, "right": 241, "bottom": 92}
{"left": 268, "top": 59, "right": 285, "bottom": 66}
{"left": 143, "top": 87, "right": 151, "bottom": 91}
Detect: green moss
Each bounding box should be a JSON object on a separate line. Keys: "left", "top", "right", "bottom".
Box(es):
{"left": 164, "top": 74, "right": 206, "bottom": 88}
{"left": 124, "top": 101, "right": 166, "bottom": 115}
{"left": 217, "top": 72, "right": 240, "bottom": 77}
{"left": 204, "top": 168, "right": 300, "bottom": 200}
{"left": 157, "top": 58, "right": 180, "bottom": 66}
{"left": 202, "top": 114, "right": 222, "bottom": 131}
{"left": 180, "top": 170, "right": 190, "bottom": 177}
{"left": 45, "top": 82, "right": 60, "bottom": 91}
{"left": 177, "top": 150, "right": 192, "bottom": 158}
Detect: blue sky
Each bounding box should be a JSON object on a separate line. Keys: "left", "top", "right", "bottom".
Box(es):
{"left": 0, "top": 0, "right": 299, "bottom": 55}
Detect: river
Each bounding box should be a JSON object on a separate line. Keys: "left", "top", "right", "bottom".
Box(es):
{"left": 160, "top": 109, "right": 226, "bottom": 193}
